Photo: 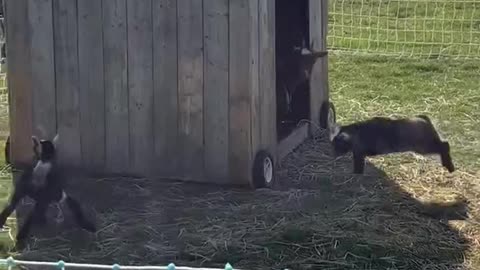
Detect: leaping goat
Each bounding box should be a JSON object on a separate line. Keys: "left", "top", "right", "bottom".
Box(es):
{"left": 0, "top": 134, "right": 96, "bottom": 242}
{"left": 329, "top": 115, "right": 455, "bottom": 174}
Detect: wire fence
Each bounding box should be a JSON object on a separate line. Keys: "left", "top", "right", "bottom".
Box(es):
{"left": 0, "top": 257, "right": 239, "bottom": 270}
{"left": 328, "top": 0, "right": 480, "bottom": 59}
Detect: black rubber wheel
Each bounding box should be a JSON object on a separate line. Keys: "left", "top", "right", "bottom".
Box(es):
{"left": 252, "top": 150, "right": 275, "bottom": 189}
{"left": 319, "top": 101, "right": 336, "bottom": 129}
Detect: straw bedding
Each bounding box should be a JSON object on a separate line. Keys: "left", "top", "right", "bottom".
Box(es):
{"left": 10, "top": 130, "right": 480, "bottom": 270}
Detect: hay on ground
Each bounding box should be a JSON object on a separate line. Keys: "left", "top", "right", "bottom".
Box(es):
{"left": 4, "top": 130, "right": 479, "bottom": 270}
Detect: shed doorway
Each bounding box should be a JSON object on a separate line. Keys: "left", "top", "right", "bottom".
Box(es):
{"left": 275, "top": 0, "right": 312, "bottom": 141}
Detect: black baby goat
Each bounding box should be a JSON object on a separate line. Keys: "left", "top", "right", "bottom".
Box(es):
{"left": 0, "top": 134, "right": 96, "bottom": 242}
{"left": 329, "top": 115, "right": 455, "bottom": 174}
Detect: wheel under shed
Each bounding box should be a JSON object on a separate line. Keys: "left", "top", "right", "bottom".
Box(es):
{"left": 5, "top": 0, "right": 335, "bottom": 189}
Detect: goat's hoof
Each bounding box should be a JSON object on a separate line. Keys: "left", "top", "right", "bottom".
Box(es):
{"left": 13, "top": 240, "right": 27, "bottom": 251}
{"left": 15, "top": 234, "right": 28, "bottom": 244}
{"left": 55, "top": 217, "right": 65, "bottom": 224}
{"left": 83, "top": 223, "right": 96, "bottom": 233}
{"left": 55, "top": 212, "right": 65, "bottom": 224}
{"left": 444, "top": 163, "right": 455, "bottom": 173}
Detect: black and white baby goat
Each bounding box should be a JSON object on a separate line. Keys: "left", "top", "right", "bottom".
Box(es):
{"left": 0, "top": 134, "right": 96, "bottom": 242}
{"left": 329, "top": 115, "right": 455, "bottom": 174}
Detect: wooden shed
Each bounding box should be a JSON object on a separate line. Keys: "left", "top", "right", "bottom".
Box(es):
{"left": 5, "top": 0, "right": 334, "bottom": 188}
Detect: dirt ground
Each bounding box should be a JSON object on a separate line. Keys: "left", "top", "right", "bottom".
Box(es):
{"left": 9, "top": 132, "right": 473, "bottom": 270}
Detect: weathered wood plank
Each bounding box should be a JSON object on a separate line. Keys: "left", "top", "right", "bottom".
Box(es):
{"left": 153, "top": 0, "right": 178, "bottom": 177}
{"left": 321, "top": 0, "right": 330, "bottom": 106}
{"left": 203, "top": 0, "right": 229, "bottom": 183}
{"left": 309, "top": 0, "right": 328, "bottom": 133}
{"left": 127, "top": 0, "right": 154, "bottom": 175}
{"left": 5, "top": 0, "right": 33, "bottom": 166}
{"left": 249, "top": 0, "right": 260, "bottom": 179}
{"left": 78, "top": 0, "right": 105, "bottom": 171}
{"left": 53, "top": 0, "right": 82, "bottom": 166}
{"left": 28, "top": 0, "right": 56, "bottom": 139}
{"left": 177, "top": 0, "right": 204, "bottom": 181}
{"left": 229, "top": 0, "right": 252, "bottom": 186}
{"left": 258, "top": 0, "right": 277, "bottom": 159}
{"left": 277, "top": 122, "right": 309, "bottom": 161}
{"left": 308, "top": 0, "right": 322, "bottom": 51}
{"left": 321, "top": 0, "right": 329, "bottom": 51}
{"left": 103, "top": 0, "right": 129, "bottom": 173}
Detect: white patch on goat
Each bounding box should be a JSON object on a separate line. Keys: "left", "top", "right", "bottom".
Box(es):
{"left": 52, "top": 134, "right": 60, "bottom": 147}
{"left": 329, "top": 124, "right": 341, "bottom": 142}
{"left": 32, "top": 160, "right": 52, "bottom": 187}
{"left": 60, "top": 191, "right": 67, "bottom": 203}
{"left": 52, "top": 191, "right": 68, "bottom": 224}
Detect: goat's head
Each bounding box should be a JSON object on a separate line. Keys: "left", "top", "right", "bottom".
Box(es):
{"left": 329, "top": 123, "right": 352, "bottom": 156}
{"left": 32, "top": 134, "right": 59, "bottom": 162}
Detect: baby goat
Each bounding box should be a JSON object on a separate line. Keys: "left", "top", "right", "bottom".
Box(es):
{"left": 0, "top": 134, "right": 96, "bottom": 242}
{"left": 329, "top": 115, "right": 455, "bottom": 174}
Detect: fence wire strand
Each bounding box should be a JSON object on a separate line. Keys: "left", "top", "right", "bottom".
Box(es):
{"left": 328, "top": 0, "right": 480, "bottom": 59}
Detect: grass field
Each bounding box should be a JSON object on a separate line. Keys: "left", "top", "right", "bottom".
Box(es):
{"left": 328, "top": 53, "right": 480, "bottom": 269}
{"left": 0, "top": 1, "right": 478, "bottom": 269}
{"left": 326, "top": 0, "right": 480, "bottom": 268}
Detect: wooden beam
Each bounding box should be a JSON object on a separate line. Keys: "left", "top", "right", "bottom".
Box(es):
{"left": 229, "top": 0, "right": 253, "bottom": 186}
{"left": 203, "top": 0, "right": 229, "bottom": 183}
{"left": 28, "top": 0, "right": 56, "bottom": 139}
{"left": 103, "top": 0, "right": 130, "bottom": 174}
{"left": 5, "top": 0, "right": 33, "bottom": 167}
{"left": 78, "top": 0, "right": 106, "bottom": 172}
{"left": 277, "top": 123, "right": 309, "bottom": 161}
{"left": 249, "top": 0, "right": 260, "bottom": 183}
{"left": 258, "top": 0, "right": 277, "bottom": 161}
{"left": 53, "top": 0, "right": 82, "bottom": 167}
{"left": 127, "top": 0, "right": 154, "bottom": 175}
{"left": 177, "top": 0, "right": 204, "bottom": 181}
{"left": 152, "top": 0, "right": 179, "bottom": 178}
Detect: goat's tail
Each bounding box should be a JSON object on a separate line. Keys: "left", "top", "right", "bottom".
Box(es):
{"left": 416, "top": 114, "right": 432, "bottom": 124}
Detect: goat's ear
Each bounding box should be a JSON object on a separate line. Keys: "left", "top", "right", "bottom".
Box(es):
{"left": 52, "top": 134, "right": 60, "bottom": 147}
{"left": 301, "top": 47, "right": 312, "bottom": 55}
{"left": 329, "top": 123, "right": 341, "bottom": 142}
{"left": 338, "top": 131, "right": 351, "bottom": 142}
{"left": 32, "top": 136, "right": 40, "bottom": 147}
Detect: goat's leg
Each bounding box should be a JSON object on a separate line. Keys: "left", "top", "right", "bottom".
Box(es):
{"left": 64, "top": 195, "right": 96, "bottom": 232}
{"left": 53, "top": 202, "right": 65, "bottom": 224}
{"left": 16, "top": 202, "right": 48, "bottom": 241}
{"left": 439, "top": 141, "right": 455, "bottom": 173}
{"left": 0, "top": 188, "right": 24, "bottom": 228}
{"left": 352, "top": 151, "right": 366, "bottom": 174}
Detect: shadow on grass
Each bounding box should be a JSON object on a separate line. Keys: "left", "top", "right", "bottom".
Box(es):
{"left": 2, "top": 135, "right": 471, "bottom": 270}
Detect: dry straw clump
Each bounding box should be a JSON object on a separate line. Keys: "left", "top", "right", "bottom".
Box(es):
{"left": 8, "top": 129, "right": 480, "bottom": 270}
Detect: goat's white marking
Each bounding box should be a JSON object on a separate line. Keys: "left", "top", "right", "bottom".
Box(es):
{"left": 329, "top": 124, "right": 341, "bottom": 142}
{"left": 53, "top": 202, "right": 65, "bottom": 224}
{"left": 52, "top": 191, "right": 68, "bottom": 224}
{"left": 52, "top": 133, "right": 60, "bottom": 147}
{"left": 301, "top": 47, "right": 312, "bottom": 55}
{"left": 31, "top": 136, "right": 40, "bottom": 146}
{"left": 32, "top": 160, "right": 51, "bottom": 187}
{"left": 60, "top": 191, "right": 67, "bottom": 203}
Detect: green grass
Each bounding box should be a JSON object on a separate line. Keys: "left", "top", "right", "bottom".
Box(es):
{"left": 0, "top": 136, "right": 14, "bottom": 257}
{"left": 326, "top": 2, "right": 480, "bottom": 267}
{"left": 329, "top": 53, "right": 480, "bottom": 269}
{"left": 0, "top": 74, "right": 14, "bottom": 258}
{"left": 329, "top": 54, "right": 480, "bottom": 172}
